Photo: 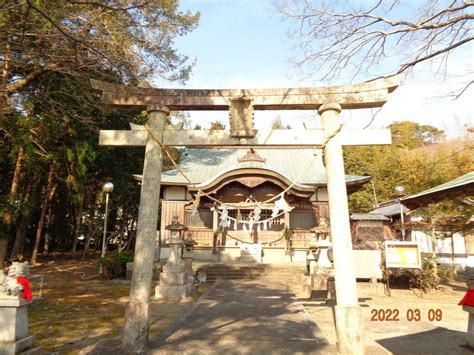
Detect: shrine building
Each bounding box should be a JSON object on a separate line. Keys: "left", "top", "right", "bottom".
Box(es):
{"left": 143, "top": 147, "right": 370, "bottom": 263}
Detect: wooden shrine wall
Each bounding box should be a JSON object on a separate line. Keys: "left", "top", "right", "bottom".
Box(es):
{"left": 160, "top": 200, "right": 187, "bottom": 241}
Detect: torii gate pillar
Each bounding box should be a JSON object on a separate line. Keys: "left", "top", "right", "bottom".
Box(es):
{"left": 122, "top": 105, "right": 168, "bottom": 354}
{"left": 319, "top": 103, "right": 364, "bottom": 354}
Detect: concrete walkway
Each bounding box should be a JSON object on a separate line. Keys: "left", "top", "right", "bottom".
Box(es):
{"left": 149, "top": 281, "right": 335, "bottom": 354}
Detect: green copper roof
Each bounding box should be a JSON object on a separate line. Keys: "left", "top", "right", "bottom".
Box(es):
{"left": 401, "top": 170, "right": 474, "bottom": 209}
{"left": 160, "top": 148, "right": 369, "bottom": 188}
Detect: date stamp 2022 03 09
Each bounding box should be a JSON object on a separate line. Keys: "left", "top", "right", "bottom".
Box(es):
{"left": 370, "top": 308, "right": 443, "bottom": 322}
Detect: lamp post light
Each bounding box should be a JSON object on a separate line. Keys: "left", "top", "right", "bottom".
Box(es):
{"left": 395, "top": 185, "right": 406, "bottom": 241}
{"left": 100, "top": 182, "right": 114, "bottom": 275}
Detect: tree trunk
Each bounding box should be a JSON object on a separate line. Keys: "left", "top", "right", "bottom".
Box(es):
{"left": 0, "top": 147, "right": 25, "bottom": 267}
{"left": 0, "top": 35, "right": 11, "bottom": 124}
{"left": 82, "top": 204, "right": 98, "bottom": 259}
{"left": 10, "top": 174, "right": 41, "bottom": 260}
{"left": 31, "top": 165, "right": 55, "bottom": 266}
{"left": 72, "top": 191, "right": 85, "bottom": 253}
{"left": 42, "top": 193, "right": 56, "bottom": 256}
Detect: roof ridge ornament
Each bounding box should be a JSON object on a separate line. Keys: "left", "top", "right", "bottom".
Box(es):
{"left": 238, "top": 148, "right": 266, "bottom": 164}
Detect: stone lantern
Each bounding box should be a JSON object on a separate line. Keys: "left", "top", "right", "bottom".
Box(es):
{"left": 183, "top": 232, "right": 198, "bottom": 273}
{"left": 306, "top": 232, "right": 319, "bottom": 276}
{"left": 155, "top": 216, "right": 193, "bottom": 300}
{"left": 316, "top": 238, "right": 332, "bottom": 269}
{"left": 308, "top": 218, "right": 336, "bottom": 303}
{"left": 165, "top": 216, "right": 188, "bottom": 268}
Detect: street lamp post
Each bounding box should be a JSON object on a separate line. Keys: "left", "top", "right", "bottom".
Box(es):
{"left": 395, "top": 185, "right": 406, "bottom": 241}
{"left": 100, "top": 182, "right": 114, "bottom": 275}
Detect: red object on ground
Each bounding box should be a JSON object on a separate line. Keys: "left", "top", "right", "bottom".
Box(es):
{"left": 459, "top": 289, "right": 474, "bottom": 306}
{"left": 16, "top": 277, "right": 32, "bottom": 301}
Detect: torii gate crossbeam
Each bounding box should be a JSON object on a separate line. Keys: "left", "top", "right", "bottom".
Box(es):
{"left": 92, "top": 76, "right": 401, "bottom": 355}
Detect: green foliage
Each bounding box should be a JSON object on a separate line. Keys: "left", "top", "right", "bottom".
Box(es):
{"left": 283, "top": 227, "right": 293, "bottom": 241}
{"left": 386, "top": 253, "right": 440, "bottom": 292}
{"left": 0, "top": 1, "right": 201, "bottom": 262}
{"left": 209, "top": 121, "right": 226, "bottom": 130}
{"left": 99, "top": 251, "right": 134, "bottom": 279}
{"left": 213, "top": 227, "right": 222, "bottom": 238}
{"left": 271, "top": 117, "right": 291, "bottom": 130}
{"left": 1, "top": 0, "right": 200, "bottom": 97}
{"left": 414, "top": 200, "right": 474, "bottom": 236}
{"left": 418, "top": 253, "right": 441, "bottom": 291}
{"left": 389, "top": 121, "right": 445, "bottom": 149}
{"left": 437, "top": 264, "right": 454, "bottom": 282}
{"left": 344, "top": 121, "right": 473, "bottom": 213}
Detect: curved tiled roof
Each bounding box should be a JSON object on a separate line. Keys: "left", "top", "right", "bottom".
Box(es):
{"left": 160, "top": 148, "right": 369, "bottom": 188}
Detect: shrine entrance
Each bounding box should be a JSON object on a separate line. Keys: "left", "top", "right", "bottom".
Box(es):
{"left": 92, "top": 76, "right": 401, "bottom": 354}
{"left": 157, "top": 146, "right": 369, "bottom": 263}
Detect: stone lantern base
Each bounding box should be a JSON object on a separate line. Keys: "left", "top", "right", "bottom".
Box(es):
{"left": 463, "top": 305, "right": 474, "bottom": 348}
{"left": 0, "top": 298, "right": 35, "bottom": 354}
{"left": 155, "top": 263, "right": 193, "bottom": 300}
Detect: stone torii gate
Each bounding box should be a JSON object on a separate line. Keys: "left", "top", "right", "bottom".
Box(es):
{"left": 91, "top": 76, "right": 400, "bottom": 354}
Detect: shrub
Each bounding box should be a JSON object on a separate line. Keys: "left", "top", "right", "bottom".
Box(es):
{"left": 437, "top": 264, "right": 454, "bottom": 281}
{"left": 99, "top": 251, "right": 134, "bottom": 279}
{"left": 383, "top": 253, "right": 441, "bottom": 292}
{"left": 403, "top": 253, "right": 440, "bottom": 292}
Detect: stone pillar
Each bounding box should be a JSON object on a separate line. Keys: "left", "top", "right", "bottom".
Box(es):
{"left": 183, "top": 234, "right": 197, "bottom": 274}
{"left": 122, "top": 105, "right": 168, "bottom": 354}
{"left": 211, "top": 208, "right": 219, "bottom": 261}
{"left": 319, "top": 103, "right": 364, "bottom": 354}
{"left": 0, "top": 299, "right": 35, "bottom": 354}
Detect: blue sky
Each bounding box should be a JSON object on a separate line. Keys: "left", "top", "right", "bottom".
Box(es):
{"left": 155, "top": 0, "right": 473, "bottom": 137}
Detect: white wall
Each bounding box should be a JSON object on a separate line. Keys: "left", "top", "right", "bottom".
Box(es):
{"left": 411, "top": 230, "right": 469, "bottom": 270}
{"left": 163, "top": 187, "right": 190, "bottom": 201}
{"left": 412, "top": 231, "right": 466, "bottom": 254}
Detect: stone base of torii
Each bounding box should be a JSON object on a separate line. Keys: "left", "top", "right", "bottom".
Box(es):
{"left": 91, "top": 76, "right": 401, "bottom": 354}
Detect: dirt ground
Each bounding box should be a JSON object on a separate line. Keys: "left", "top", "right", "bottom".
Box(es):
{"left": 26, "top": 256, "right": 208, "bottom": 354}
{"left": 296, "top": 280, "right": 469, "bottom": 354}
{"left": 24, "top": 258, "right": 469, "bottom": 354}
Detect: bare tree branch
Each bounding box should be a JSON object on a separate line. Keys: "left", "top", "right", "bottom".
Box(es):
{"left": 277, "top": 0, "right": 473, "bottom": 96}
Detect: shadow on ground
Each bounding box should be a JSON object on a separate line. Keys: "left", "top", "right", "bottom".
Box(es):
{"left": 377, "top": 327, "right": 467, "bottom": 355}
{"left": 147, "top": 280, "right": 334, "bottom": 354}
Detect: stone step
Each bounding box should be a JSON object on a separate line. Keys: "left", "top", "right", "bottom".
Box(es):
{"left": 207, "top": 272, "right": 297, "bottom": 279}
{"left": 205, "top": 264, "right": 305, "bottom": 285}
{"left": 206, "top": 274, "right": 300, "bottom": 278}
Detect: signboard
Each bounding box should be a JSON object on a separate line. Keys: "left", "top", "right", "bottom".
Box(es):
{"left": 384, "top": 241, "right": 421, "bottom": 269}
